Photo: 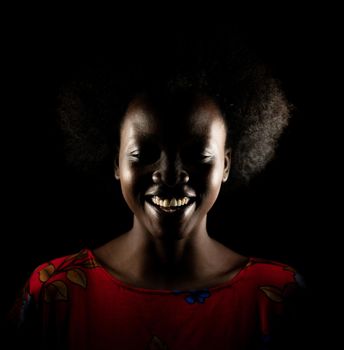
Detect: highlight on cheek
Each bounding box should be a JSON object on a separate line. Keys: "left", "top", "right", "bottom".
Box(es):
{"left": 112, "top": 96, "right": 231, "bottom": 241}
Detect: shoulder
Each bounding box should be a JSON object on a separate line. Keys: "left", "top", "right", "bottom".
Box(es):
{"left": 6, "top": 249, "right": 97, "bottom": 338}
{"left": 242, "top": 257, "right": 306, "bottom": 301}
{"left": 245, "top": 257, "right": 305, "bottom": 285}
{"left": 27, "top": 248, "right": 100, "bottom": 302}
{"left": 246, "top": 258, "right": 309, "bottom": 349}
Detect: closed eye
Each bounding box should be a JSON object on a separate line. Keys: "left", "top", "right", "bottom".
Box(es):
{"left": 128, "top": 148, "right": 160, "bottom": 164}
{"left": 183, "top": 150, "right": 213, "bottom": 163}
{"left": 198, "top": 155, "right": 214, "bottom": 163}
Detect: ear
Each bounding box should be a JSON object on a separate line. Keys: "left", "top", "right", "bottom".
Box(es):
{"left": 114, "top": 148, "right": 120, "bottom": 180}
{"left": 222, "top": 148, "right": 231, "bottom": 183}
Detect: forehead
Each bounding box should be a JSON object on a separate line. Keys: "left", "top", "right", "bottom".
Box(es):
{"left": 121, "top": 95, "right": 227, "bottom": 142}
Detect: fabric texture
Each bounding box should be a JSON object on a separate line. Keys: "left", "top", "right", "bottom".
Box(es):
{"left": 10, "top": 248, "right": 305, "bottom": 350}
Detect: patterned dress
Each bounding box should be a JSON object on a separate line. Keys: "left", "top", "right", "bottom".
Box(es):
{"left": 10, "top": 249, "right": 305, "bottom": 349}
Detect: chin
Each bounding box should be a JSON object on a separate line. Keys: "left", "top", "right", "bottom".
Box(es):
{"left": 144, "top": 199, "right": 195, "bottom": 229}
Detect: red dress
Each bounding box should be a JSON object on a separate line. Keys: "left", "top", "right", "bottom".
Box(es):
{"left": 12, "top": 249, "right": 304, "bottom": 349}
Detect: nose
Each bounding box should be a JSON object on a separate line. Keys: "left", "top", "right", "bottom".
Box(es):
{"left": 152, "top": 154, "right": 189, "bottom": 187}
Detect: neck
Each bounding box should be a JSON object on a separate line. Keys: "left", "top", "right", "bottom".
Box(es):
{"left": 94, "top": 216, "right": 239, "bottom": 290}
{"left": 131, "top": 215, "right": 208, "bottom": 263}
{"left": 120, "top": 216, "right": 223, "bottom": 285}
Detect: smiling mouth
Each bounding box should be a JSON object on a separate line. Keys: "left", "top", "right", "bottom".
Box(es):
{"left": 145, "top": 196, "right": 196, "bottom": 213}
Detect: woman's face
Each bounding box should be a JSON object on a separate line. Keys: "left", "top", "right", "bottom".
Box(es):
{"left": 115, "top": 94, "right": 230, "bottom": 240}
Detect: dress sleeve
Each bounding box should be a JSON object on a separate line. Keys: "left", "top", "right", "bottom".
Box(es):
{"left": 6, "top": 272, "right": 41, "bottom": 348}
{"left": 262, "top": 271, "right": 309, "bottom": 350}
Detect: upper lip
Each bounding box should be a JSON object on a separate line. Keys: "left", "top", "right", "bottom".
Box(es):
{"left": 145, "top": 186, "right": 196, "bottom": 199}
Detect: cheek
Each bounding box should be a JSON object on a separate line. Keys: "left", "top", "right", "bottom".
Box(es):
{"left": 208, "top": 164, "right": 224, "bottom": 189}
{"left": 204, "top": 160, "right": 224, "bottom": 187}
{"left": 119, "top": 165, "right": 138, "bottom": 206}
{"left": 193, "top": 162, "right": 224, "bottom": 202}
{"left": 119, "top": 163, "right": 149, "bottom": 207}
{"left": 120, "top": 164, "right": 136, "bottom": 185}
{"left": 206, "top": 162, "right": 225, "bottom": 205}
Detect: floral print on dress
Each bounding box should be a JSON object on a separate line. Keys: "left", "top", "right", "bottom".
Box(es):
{"left": 36, "top": 249, "right": 100, "bottom": 302}
{"left": 172, "top": 289, "right": 211, "bottom": 304}
{"left": 259, "top": 264, "right": 305, "bottom": 303}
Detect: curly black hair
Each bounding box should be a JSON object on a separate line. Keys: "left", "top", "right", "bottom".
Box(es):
{"left": 58, "top": 27, "right": 291, "bottom": 186}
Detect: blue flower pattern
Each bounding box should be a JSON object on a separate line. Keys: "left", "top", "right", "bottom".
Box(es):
{"left": 172, "top": 289, "right": 211, "bottom": 304}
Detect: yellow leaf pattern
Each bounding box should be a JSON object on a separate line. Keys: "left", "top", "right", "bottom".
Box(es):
{"left": 39, "top": 264, "right": 55, "bottom": 282}
{"left": 67, "top": 269, "right": 87, "bottom": 288}
{"left": 259, "top": 286, "right": 284, "bottom": 302}
{"left": 44, "top": 280, "right": 68, "bottom": 302}
{"left": 39, "top": 250, "right": 101, "bottom": 303}
{"left": 82, "top": 259, "right": 100, "bottom": 269}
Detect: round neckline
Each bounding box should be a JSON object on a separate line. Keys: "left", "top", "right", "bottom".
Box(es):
{"left": 87, "top": 248, "right": 252, "bottom": 294}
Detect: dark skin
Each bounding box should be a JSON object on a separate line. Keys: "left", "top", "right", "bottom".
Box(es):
{"left": 94, "top": 94, "right": 248, "bottom": 290}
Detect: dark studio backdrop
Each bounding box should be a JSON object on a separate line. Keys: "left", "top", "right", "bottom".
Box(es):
{"left": 2, "top": 8, "right": 338, "bottom": 346}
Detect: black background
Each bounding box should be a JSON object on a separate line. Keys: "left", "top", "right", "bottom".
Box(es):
{"left": 2, "top": 7, "right": 339, "bottom": 346}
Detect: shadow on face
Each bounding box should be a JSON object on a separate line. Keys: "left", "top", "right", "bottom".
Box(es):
{"left": 114, "top": 94, "right": 231, "bottom": 240}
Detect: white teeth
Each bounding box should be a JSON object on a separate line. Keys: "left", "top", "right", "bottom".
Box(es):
{"left": 151, "top": 196, "right": 192, "bottom": 208}
{"left": 170, "top": 198, "right": 178, "bottom": 206}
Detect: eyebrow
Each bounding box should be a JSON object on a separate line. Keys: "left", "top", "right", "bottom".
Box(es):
{"left": 126, "top": 134, "right": 159, "bottom": 143}
{"left": 125, "top": 135, "right": 159, "bottom": 152}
